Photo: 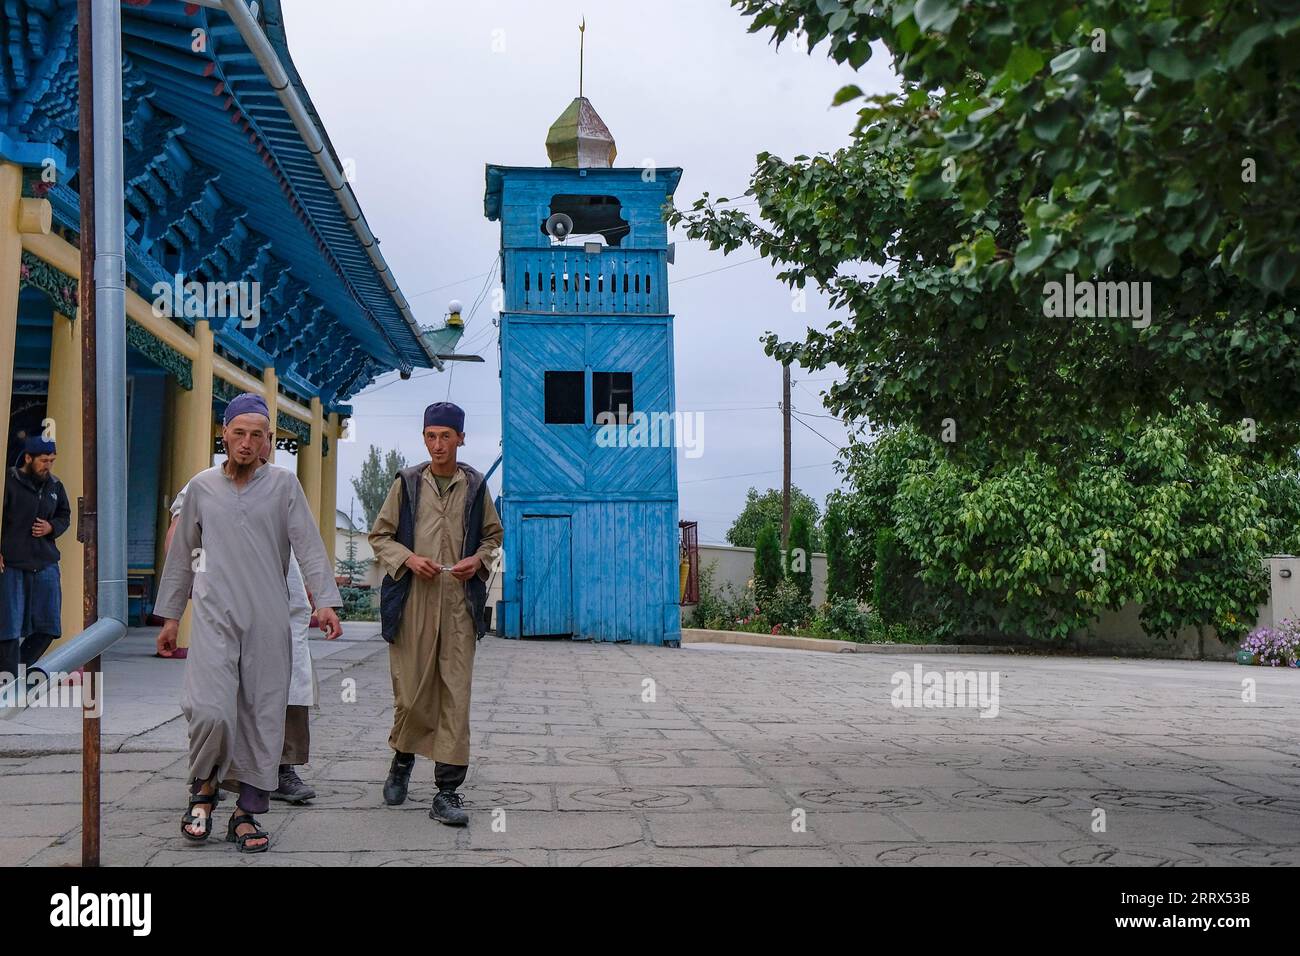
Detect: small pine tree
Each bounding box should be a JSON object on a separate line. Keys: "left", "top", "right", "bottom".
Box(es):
{"left": 335, "top": 500, "right": 374, "bottom": 619}
{"left": 787, "top": 510, "right": 814, "bottom": 606}
{"left": 823, "top": 497, "right": 857, "bottom": 603}
{"left": 753, "top": 521, "right": 783, "bottom": 597}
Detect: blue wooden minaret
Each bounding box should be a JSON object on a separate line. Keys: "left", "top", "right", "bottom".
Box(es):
{"left": 485, "top": 93, "right": 683, "bottom": 645}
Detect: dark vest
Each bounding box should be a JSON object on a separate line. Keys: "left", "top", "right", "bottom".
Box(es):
{"left": 378, "top": 461, "right": 489, "bottom": 644}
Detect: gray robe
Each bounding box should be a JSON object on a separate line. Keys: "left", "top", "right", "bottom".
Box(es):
{"left": 154, "top": 463, "right": 342, "bottom": 792}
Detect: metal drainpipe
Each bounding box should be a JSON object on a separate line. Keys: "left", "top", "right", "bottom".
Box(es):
{"left": 15, "top": 0, "right": 129, "bottom": 689}
{"left": 217, "top": 0, "right": 440, "bottom": 372}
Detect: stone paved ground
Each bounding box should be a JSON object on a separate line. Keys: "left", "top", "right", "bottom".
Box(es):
{"left": 2, "top": 624, "right": 1299, "bottom": 866}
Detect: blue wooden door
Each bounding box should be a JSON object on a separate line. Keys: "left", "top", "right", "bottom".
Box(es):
{"left": 521, "top": 515, "right": 573, "bottom": 636}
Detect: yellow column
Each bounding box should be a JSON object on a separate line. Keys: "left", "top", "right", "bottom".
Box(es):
{"left": 319, "top": 412, "right": 339, "bottom": 562}
{"left": 262, "top": 365, "right": 278, "bottom": 463}
{"left": 0, "top": 164, "right": 22, "bottom": 448}
{"left": 0, "top": 163, "right": 52, "bottom": 457}
{"left": 170, "top": 318, "right": 214, "bottom": 649}
{"left": 297, "top": 395, "right": 323, "bottom": 527}
{"left": 46, "top": 311, "right": 83, "bottom": 649}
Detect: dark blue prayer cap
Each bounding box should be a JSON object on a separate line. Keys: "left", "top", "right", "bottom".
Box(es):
{"left": 223, "top": 392, "right": 270, "bottom": 426}
{"left": 24, "top": 435, "right": 55, "bottom": 457}
{"left": 423, "top": 402, "right": 465, "bottom": 433}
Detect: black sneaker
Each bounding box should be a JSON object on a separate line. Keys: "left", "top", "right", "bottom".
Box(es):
{"left": 271, "top": 766, "right": 317, "bottom": 803}
{"left": 383, "top": 752, "right": 415, "bottom": 806}
{"left": 429, "top": 789, "right": 468, "bottom": 827}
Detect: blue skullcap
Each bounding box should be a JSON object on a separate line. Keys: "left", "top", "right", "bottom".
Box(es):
{"left": 24, "top": 435, "right": 55, "bottom": 457}
{"left": 423, "top": 402, "right": 465, "bottom": 433}
{"left": 223, "top": 392, "right": 270, "bottom": 426}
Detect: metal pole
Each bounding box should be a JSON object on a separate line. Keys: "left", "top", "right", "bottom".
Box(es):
{"left": 781, "top": 362, "right": 791, "bottom": 550}
{"left": 76, "top": 0, "right": 98, "bottom": 868}
{"left": 71, "top": 0, "right": 127, "bottom": 869}
{"left": 94, "top": 0, "right": 128, "bottom": 633}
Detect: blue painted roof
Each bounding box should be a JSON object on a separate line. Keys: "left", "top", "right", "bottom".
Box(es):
{"left": 0, "top": 0, "right": 435, "bottom": 408}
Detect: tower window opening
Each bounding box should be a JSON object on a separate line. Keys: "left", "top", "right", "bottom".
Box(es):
{"left": 544, "top": 371, "right": 585, "bottom": 424}
{"left": 541, "top": 194, "right": 628, "bottom": 247}
{"left": 593, "top": 371, "right": 634, "bottom": 424}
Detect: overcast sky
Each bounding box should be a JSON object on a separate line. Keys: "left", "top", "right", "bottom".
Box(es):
{"left": 279, "top": 0, "right": 899, "bottom": 543}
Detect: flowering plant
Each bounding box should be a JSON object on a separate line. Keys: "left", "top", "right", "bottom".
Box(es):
{"left": 1240, "top": 621, "right": 1300, "bottom": 667}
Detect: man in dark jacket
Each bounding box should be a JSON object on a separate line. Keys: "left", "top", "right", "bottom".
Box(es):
{"left": 0, "top": 435, "right": 71, "bottom": 681}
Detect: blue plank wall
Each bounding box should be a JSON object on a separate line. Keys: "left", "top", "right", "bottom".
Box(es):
{"left": 486, "top": 165, "right": 684, "bottom": 645}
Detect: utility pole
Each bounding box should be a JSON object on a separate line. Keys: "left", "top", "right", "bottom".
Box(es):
{"left": 781, "top": 361, "right": 791, "bottom": 550}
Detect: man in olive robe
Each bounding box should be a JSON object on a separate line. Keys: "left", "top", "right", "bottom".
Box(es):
{"left": 368, "top": 401, "right": 502, "bottom": 826}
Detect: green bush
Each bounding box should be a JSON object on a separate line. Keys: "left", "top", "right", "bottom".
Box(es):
{"left": 689, "top": 562, "right": 759, "bottom": 630}
{"left": 753, "top": 521, "right": 783, "bottom": 590}
{"left": 762, "top": 579, "right": 813, "bottom": 631}
{"left": 843, "top": 405, "right": 1284, "bottom": 643}
{"left": 871, "top": 529, "right": 911, "bottom": 627}
{"left": 752, "top": 520, "right": 784, "bottom": 614}
{"left": 822, "top": 599, "right": 871, "bottom": 641}
{"left": 787, "top": 511, "right": 814, "bottom": 606}
{"left": 340, "top": 586, "right": 376, "bottom": 622}
{"left": 823, "top": 494, "right": 857, "bottom": 603}
{"left": 808, "top": 599, "right": 941, "bottom": 645}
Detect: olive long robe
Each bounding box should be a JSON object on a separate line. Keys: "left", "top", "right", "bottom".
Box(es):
{"left": 368, "top": 463, "right": 503, "bottom": 764}
{"left": 154, "top": 463, "right": 342, "bottom": 792}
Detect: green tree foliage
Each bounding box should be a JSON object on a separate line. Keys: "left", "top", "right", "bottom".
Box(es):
{"left": 352, "top": 445, "right": 408, "bottom": 529}
{"left": 727, "top": 486, "right": 823, "bottom": 549}
{"left": 787, "top": 510, "right": 815, "bottom": 605}
{"left": 336, "top": 501, "right": 374, "bottom": 621}
{"left": 753, "top": 521, "right": 784, "bottom": 594}
{"left": 823, "top": 491, "right": 858, "bottom": 602}
{"left": 670, "top": 0, "right": 1300, "bottom": 453}
{"left": 839, "top": 406, "right": 1295, "bottom": 642}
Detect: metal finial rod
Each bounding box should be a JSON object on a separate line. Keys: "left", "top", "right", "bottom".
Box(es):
{"left": 579, "top": 17, "right": 585, "bottom": 99}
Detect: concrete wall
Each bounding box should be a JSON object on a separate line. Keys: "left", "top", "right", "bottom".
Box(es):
{"left": 1064, "top": 603, "right": 1239, "bottom": 661}
{"left": 687, "top": 544, "right": 829, "bottom": 607}
{"left": 1256, "top": 555, "right": 1300, "bottom": 628}
{"left": 683, "top": 549, "right": 1298, "bottom": 662}
{"left": 1060, "top": 556, "right": 1299, "bottom": 661}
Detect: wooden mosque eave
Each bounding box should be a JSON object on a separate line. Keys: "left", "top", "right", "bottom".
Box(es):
{"left": 20, "top": 226, "right": 316, "bottom": 425}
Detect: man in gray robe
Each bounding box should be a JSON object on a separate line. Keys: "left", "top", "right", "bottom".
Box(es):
{"left": 154, "top": 393, "right": 342, "bottom": 852}
{"left": 165, "top": 434, "right": 320, "bottom": 804}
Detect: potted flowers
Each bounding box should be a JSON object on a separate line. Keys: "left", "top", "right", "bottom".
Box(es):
{"left": 1238, "top": 620, "right": 1300, "bottom": 667}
